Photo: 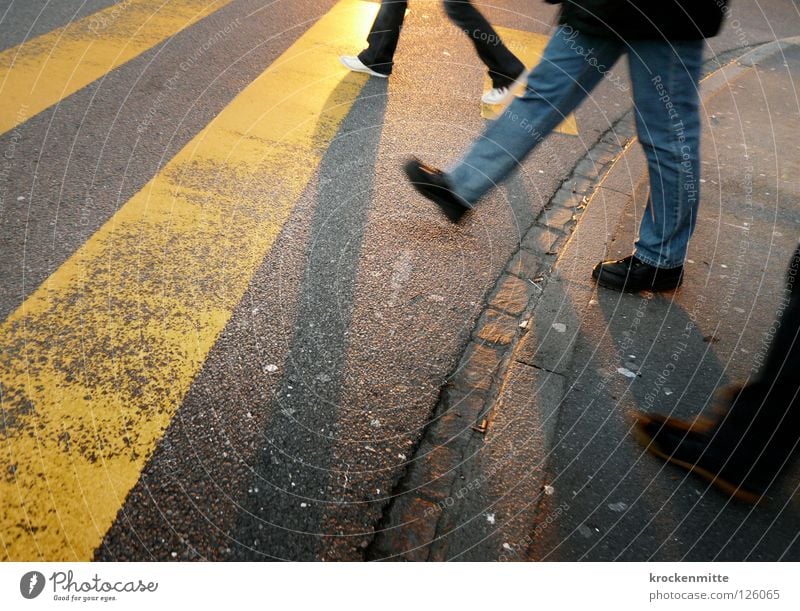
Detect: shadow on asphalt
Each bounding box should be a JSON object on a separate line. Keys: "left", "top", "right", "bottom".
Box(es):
{"left": 232, "top": 76, "right": 389, "bottom": 560}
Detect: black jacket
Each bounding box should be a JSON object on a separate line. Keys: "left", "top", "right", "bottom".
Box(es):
{"left": 546, "top": 0, "right": 728, "bottom": 40}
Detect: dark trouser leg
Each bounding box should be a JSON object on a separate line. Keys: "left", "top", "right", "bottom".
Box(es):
{"left": 757, "top": 244, "right": 800, "bottom": 385}
{"left": 358, "top": 0, "right": 408, "bottom": 76}
{"left": 715, "top": 244, "right": 800, "bottom": 479}
{"left": 443, "top": 0, "right": 525, "bottom": 88}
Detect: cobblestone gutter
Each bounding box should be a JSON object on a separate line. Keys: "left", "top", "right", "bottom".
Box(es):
{"left": 366, "top": 43, "right": 770, "bottom": 561}
{"left": 367, "top": 111, "right": 638, "bottom": 560}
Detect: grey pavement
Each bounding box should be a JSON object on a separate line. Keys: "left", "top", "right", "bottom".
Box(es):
{"left": 528, "top": 41, "right": 800, "bottom": 562}
{"left": 2, "top": 1, "right": 800, "bottom": 563}
{"left": 382, "top": 38, "right": 800, "bottom": 562}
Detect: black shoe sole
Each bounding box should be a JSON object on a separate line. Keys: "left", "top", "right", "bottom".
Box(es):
{"left": 404, "top": 159, "right": 472, "bottom": 223}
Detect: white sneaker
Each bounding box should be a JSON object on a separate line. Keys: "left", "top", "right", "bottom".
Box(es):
{"left": 481, "top": 70, "right": 530, "bottom": 105}
{"left": 481, "top": 86, "right": 512, "bottom": 105}
{"left": 339, "top": 55, "right": 389, "bottom": 78}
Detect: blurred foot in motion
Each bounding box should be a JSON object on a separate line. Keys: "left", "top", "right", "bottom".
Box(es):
{"left": 633, "top": 244, "right": 800, "bottom": 504}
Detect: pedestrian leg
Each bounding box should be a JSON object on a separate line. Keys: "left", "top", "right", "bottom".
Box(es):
{"left": 714, "top": 243, "right": 800, "bottom": 476}
{"left": 442, "top": 0, "right": 525, "bottom": 89}
{"left": 626, "top": 39, "right": 704, "bottom": 269}
{"left": 357, "top": 0, "right": 409, "bottom": 76}
{"left": 446, "top": 25, "right": 622, "bottom": 205}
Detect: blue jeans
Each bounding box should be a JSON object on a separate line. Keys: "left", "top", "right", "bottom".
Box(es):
{"left": 448, "top": 26, "right": 704, "bottom": 269}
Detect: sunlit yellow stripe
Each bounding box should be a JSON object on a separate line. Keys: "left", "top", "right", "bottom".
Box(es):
{"left": 481, "top": 26, "right": 578, "bottom": 135}
{"left": 0, "top": 0, "right": 379, "bottom": 561}
{"left": 0, "top": 0, "right": 232, "bottom": 135}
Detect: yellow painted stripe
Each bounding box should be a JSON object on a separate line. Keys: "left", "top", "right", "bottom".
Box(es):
{"left": 481, "top": 26, "right": 578, "bottom": 135}
{"left": 0, "top": 0, "right": 232, "bottom": 135}
{"left": 0, "top": 0, "right": 379, "bottom": 561}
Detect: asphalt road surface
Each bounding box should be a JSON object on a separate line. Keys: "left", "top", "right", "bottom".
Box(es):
{"left": 1, "top": 0, "right": 798, "bottom": 561}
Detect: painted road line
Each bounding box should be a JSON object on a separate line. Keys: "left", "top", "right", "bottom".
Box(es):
{"left": 0, "top": 0, "right": 233, "bottom": 136}
{"left": 0, "top": 0, "right": 380, "bottom": 561}
{"left": 481, "top": 26, "right": 578, "bottom": 135}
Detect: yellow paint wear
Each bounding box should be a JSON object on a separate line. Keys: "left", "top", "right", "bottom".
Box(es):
{"left": 0, "top": 0, "right": 232, "bottom": 135}
{"left": 0, "top": 0, "right": 379, "bottom": 560}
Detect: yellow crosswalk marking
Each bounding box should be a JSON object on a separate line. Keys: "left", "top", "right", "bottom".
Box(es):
{"left": 0, "top": 0, "right": 233, "bottom": 136}
{"left": 481, "top": 26, "right": 578, "bottom": 135}
{"left": 0, "top": 0, "right": 379, "bottom": 561}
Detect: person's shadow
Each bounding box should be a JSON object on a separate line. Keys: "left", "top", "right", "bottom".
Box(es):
{"left": 232, "top": 75, "right": 390, "bottom": 560}
{"left": 594, "top": 285, "right": 800, "bottom": 560}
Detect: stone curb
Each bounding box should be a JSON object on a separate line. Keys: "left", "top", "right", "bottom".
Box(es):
{"left": 366, "top": 39, "right": 793, "bottom": 562}
{"left": 367, "top": 111, "right": 636, "bottom": 561}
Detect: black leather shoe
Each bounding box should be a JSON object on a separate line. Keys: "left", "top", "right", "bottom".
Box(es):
{"left": 633, "top": 412, "right": 768, "bottom": 504}
{"left": 592, "top": 255, "right": 682, "bottom": 292}
{"left": 404, "top": 157, "right": 472, "bottom": 223}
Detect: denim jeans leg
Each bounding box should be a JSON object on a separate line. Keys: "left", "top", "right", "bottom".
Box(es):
{"left": 627, "top": 39, "right": 704, "bottom": 269}
{"left": 358, "top": 0, "right": 408, "bottom": 76}
{"left": 447, "top": 26, "right": 623, "bottom": 205}
{"left": 443, "top": 0, "right": 525, "bottom": 88}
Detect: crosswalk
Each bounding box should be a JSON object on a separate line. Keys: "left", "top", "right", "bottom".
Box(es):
{"left": 0, "top": 0, "right": 574, "bottom": 561}
{"left": 0, "top": 0, "right": 233, "bottom": 136}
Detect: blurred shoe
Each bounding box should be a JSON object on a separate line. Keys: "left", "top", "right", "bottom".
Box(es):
{"left": 481, "top": 70, "right": 529, "bottom": 105}
{"left": 592, "top": 255, "right": 683, "bottom": 292}
{"left": 339, "top": 55, "right": 388, "bottom": 78}
{"left": 633, "top": 411, "right": 768, "bottom": 504}
{"left": 481, "top": 86, "right": 511, "bottom": 105}
{"left": 403, "top": 157, "right": 472, "bottom": 223}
